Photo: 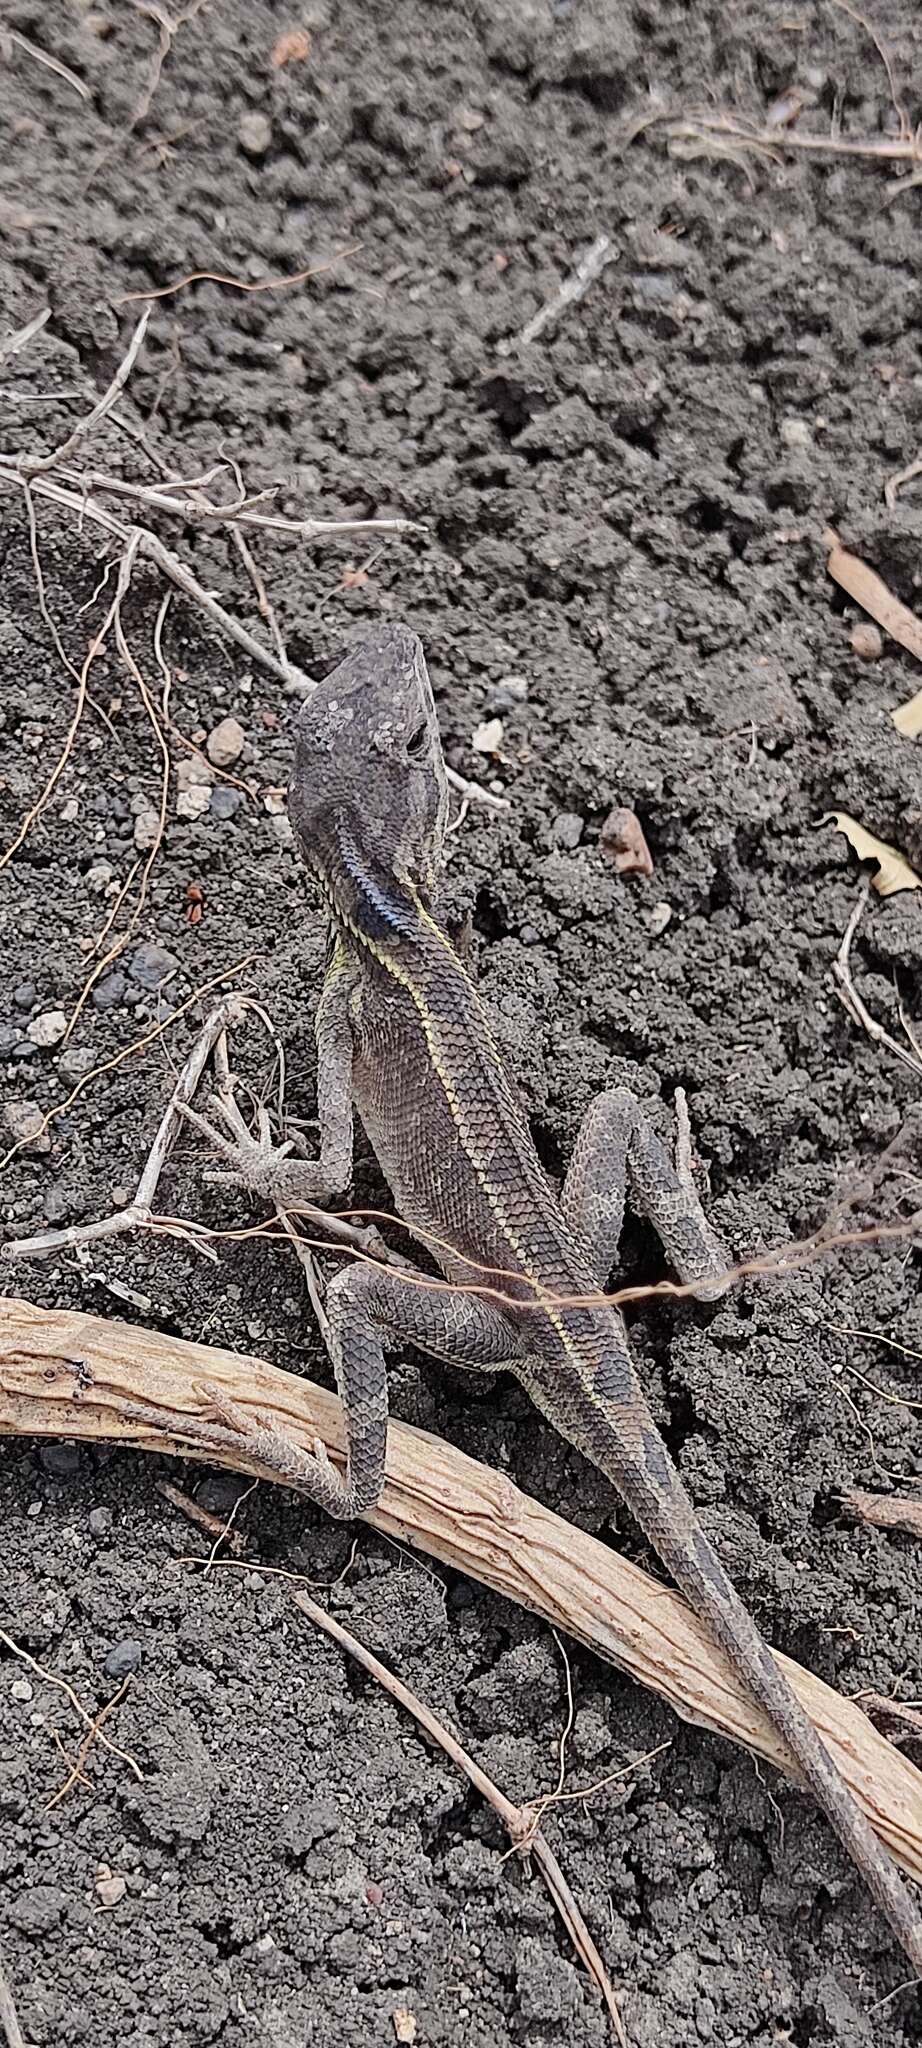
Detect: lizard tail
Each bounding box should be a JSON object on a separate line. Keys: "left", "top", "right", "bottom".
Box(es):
{"left": 622, "top": 1442, "right": 922, "bottom": 1977}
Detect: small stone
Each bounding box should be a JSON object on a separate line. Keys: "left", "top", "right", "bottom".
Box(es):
{"left": 206, "top": 716, "right": 245, "bottom": 768}
{"left": 392, "top": 2012, "right": 417, "bottom": 2045}
{"left": 58, "top": 1045, "right": 97, "bottom": 1083}
{"left": 27, "top": 1010, "right": 67, "bottom": 1048}
{"left": 456, "top": 107, "right": 485, "bottom": 132}
{"left": 0, "top": 1025, "right": 19, "bottom": 1055}
{"left": 263, "top": 787, "right": 286, "bottom": 815}
{"left": 86, "top": 860, "right": 114, "bottom": 893}
{"left": 13, "top": 983, "right": 36, "bottom": 1011}
{"left": 92, "top": 972, "right": 127, "bottom": 1012}
{"left": 95, "top": 1867, "right": 127, "bottom": 1907}
{"left": 42, "top": 1183, "right": 74, "bottom": 1225}
{"left": 238, "top": 111, "right": 272, "bottom": 158}
{"left": 780, "top": 416, "right": 813, "bottom": 450}
{"left": 3, "top": 1101, "right": 51, "bottom": 1154}
{"left": 133, "top": 807, "right": 159, "bottom": 852}
{"left": 104, "top": 1639, "right": 142, "bottom": 1679}
{"left": 88, "top": 1507, "right": 113, "bottom": 1537}
{"left": 552, "top": 812, "right": 583, "bottom": 849}
{"left": 648, "top": 900, "right": 673, "bottom": 935}
{"left": 11, "top": 1679, "right": 33, "bottom": 1703}
{"left": 269, "top": 812, "right": 295, "bottom": 849}
{"left": 39, "top": 1443, "right": 82, "bottom": 1478}
{"left": 176, "top": 783, "right": 211, "bottom": 821}
{"left": 471, "top": 717, "right": 504, "bottom": 754}
{"left": 849, "top": 621, "right": 883, "bottom": 661}
{"left": 210, "top": 786, "right": 242, "bottom": 821}
{"left": 494, "top": 672, "right": 529, "bottom": 700}
{"left": 129, "top": 942, "right": 179, "bottom": 992}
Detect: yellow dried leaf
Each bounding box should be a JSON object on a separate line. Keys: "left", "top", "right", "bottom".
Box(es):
{"left": 825, "top": 812, "right": 921, "bottom": 897}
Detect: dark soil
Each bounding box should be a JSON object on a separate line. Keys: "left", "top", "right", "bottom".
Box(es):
{"left": 2, "top": 3, "right": 922, "bottom": 2043}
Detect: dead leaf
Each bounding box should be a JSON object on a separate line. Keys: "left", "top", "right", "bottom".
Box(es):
{"left": 600, "top": 806, "right": 654, "bottom": 877}
{"left": 271, "top": 27, "right": 311, "bottom": 66}
{"left": 824, "top": 812, "right": 921, "bottom": 897}
{"left": 392, "top": 2011, "right": 417, "bottom": 2044}
{"left": 824, "top": 528, "right": 922, "bottom": 738}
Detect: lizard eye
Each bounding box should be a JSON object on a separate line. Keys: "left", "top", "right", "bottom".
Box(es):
{"left": 406, "top": 721, "right": 429, "bottom": 759}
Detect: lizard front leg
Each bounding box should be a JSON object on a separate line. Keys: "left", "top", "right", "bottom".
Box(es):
{"left": 191, "top": 938, "right": 359, "bottom": 1209}
{"left": 216, "top": 1262, "right": 524, "bottom": 1517}
{"left": 560, "top": 1085, "right": 730, "bottom": 1298}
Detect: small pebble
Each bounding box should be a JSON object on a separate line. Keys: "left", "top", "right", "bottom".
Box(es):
{"left": 206, "top": 716, "right": 245, "bottom": 768}
{"left": 58, "top": 1045, "right": 97, "bottom": 1083}
{"left": 129, "top": 942, "right": 179, "bottom": 992}
{"left": 780, "top": 416, "right": 813, "bottom": 450}
{"left": 3, "top": 1101, "right": 51, "bottom": 1154}
{"left": 104, "top": 1639, "right": 142, "bottom": 1679}
{"left": 133, "top": 808, "right": 159, "bottom": 852}
{"left": 176, "top": 782, "right": 211, "bottom": 821}
{"left": 13, "top": 983, "right": 36, "bottom": 1011}
{"left": 27, "top": 1010, "right": 67, "bottom": 1049}
{"left": 95, "top": 1868, "right": 127, "bottom": 1908}
{"left": 88, "top": 1507, "right": 113, "bottom": 1537}
{"left": 238, "top": 111, "right": 272, "bottom": 158}
{"left": 39, "top": 1443, "right": 82, "bottom": 1479}
{"left": 11, "top": 1679, "right": 33, "bottom": 1703}
{"left": 210, "top": 785, "right": 242, "bottom": 821}
{"left": 471, "top": 717, "right": 504, "bottom": 755}
{"left": 92, "top": 972, "right": 127, "bottom": 1012}
{"left": 552, "top": 812, "right": 583, "bottom": 849}
{"left": 648, "top": 900, "right": 673, "bottom": 936}
{"left": 850, "top": 621, "right": 883, "bottom": 661}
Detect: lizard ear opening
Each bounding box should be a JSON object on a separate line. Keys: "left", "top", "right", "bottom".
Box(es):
{"left": 406, "top": 721, "right": 429, "bottom": 760}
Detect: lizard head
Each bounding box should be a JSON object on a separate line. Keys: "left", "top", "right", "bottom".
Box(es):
{"left": 289, "top": 623, "right": 449, "bottom": 941}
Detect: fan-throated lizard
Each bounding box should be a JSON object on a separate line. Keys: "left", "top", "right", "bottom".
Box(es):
{"left": 198, "top": 623, "right": 922, "bottom": 1974}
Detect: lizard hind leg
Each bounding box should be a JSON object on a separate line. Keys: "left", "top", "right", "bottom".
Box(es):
{"left": 560, "top": 1085, "right": 731, "bottom": 1298}
{"left": 216, "top": 1259, "right": 524, "bottom": 1519}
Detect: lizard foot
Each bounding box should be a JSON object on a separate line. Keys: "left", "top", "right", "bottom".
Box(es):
{"left": 180, "top": 1092, "right": 333, "bottom": 1208}
{"left": 201, "top": 1384, "right": 355, "bottom": 1515}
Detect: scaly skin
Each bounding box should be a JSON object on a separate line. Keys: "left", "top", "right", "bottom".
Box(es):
{"left": 208, "top": 623, "right": 922, "bottom": 1976}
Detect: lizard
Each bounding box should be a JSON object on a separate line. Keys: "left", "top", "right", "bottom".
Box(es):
{"left": 194, "top": 621, "right": 922, "bottom": 1976}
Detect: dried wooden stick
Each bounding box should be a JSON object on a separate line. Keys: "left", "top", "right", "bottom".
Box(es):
{"left": 843, "top": 1489, "right": 922, "bottom": 1540}
{"left": 824, "top": 526, "right": 922, "bottom": 738}
{"left": 2, "top": 1297, "right": 921, "bottom": 1885}
{"left": 290, "top": 1586, "right": 626, "bottom": 2042}
{"left": 0, "top": 1940, "right": 27, "bottom": 2048}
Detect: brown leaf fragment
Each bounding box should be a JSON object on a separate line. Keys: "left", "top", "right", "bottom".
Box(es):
{"left": 600, "top": 806, "right": 654, "bottom": 876}
{"left": 824, "top": 527, "right": 922, "bottom": 737}
{"left": 844, "top": 1489, "right": 922, "bottom": 1539}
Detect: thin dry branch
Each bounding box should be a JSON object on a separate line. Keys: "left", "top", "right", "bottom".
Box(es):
{"left": 831, "top": 878, "right": 922, "bottom": 1082}
{"left": 843, "top": 1489, "right": 922, "bottom": 1540}
{"left": 16, "top": 309, "right": 152, "bottom": 479}
{"left": 290, "top": 1586, "right": 625, "bottom": 2041}
{"left": 2, "top": 1298, "right": 921, "bottom": 1885}
{"left": 0, "top": 1941, "right": 27, "bottom": 2048}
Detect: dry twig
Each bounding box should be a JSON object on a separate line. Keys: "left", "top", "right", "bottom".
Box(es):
{"left": 831, "top": 878, "right": 922, "bottom": 1082}
{"left": 2, "top": 1298, "right": 921, "bottom": 1884}
{"left": 824, "top": 526, "right": 922, "bottom": 737}
{"left": 0, "top": 1941, "right": 28, "bottom": 2048}
{"left": 843, "top": 1489, "right": 922, "bottom": 1540}
{"left": 4, "top": 27, "right": 90, "bottom": 101}
{"left": 290, "top": 1587, "right": 626, "bottom": 2040}
{"left": 0, "top": 1624, "right": 142, "bottom": 1784}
